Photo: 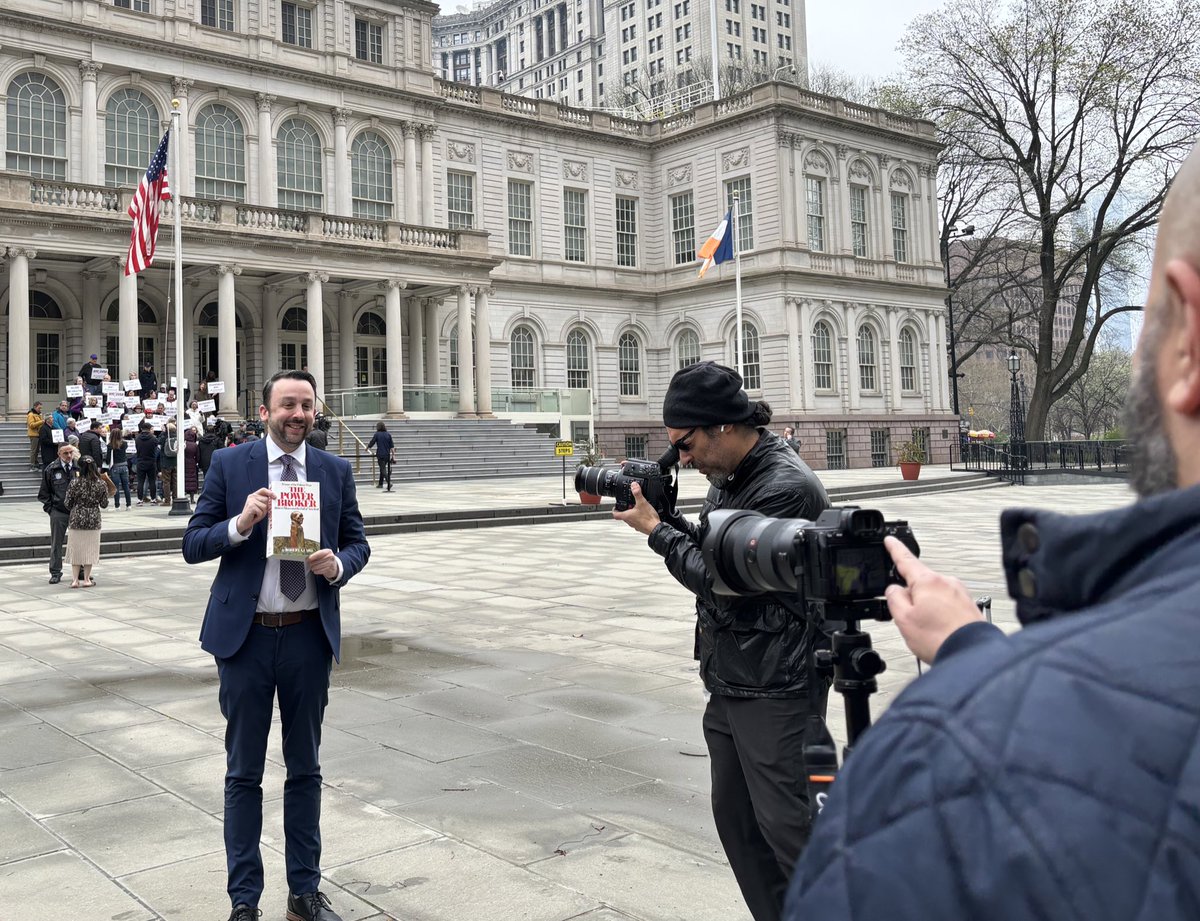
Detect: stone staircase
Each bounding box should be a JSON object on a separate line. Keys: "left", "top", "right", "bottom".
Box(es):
{"left": 0, "top": 420, "right": 44, "bottom": 501}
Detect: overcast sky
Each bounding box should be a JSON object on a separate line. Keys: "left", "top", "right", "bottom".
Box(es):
{"left": 805, "top": 0, "right": 948, "bottom": 81}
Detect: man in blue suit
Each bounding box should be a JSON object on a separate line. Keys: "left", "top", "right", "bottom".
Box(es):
{"left": 183, "top": 370, "right": 370, "bottom": 921}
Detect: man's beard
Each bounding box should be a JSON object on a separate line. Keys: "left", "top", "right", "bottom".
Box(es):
{"left": 268, "top": 416, "right": 311, "bottom": 446}
{"left": 1122, "top": 327, "right": 1178, "bottom": 498}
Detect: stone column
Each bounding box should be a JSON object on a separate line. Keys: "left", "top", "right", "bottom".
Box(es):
{"left": 79, "top": 62, "right": 101, "bottom": 186}
{"left": 846, "top": 304, "right": 860, "bottom": 411}
{"left": 333, "top": 108, "right": 352, "bottom": 216}
{"left": 455, "top": 287, "right": 475, "bottom": 415}
{"left": 886, "top": 306, "right": 901, "bottom": 412}
{"left": 6, "top": 248, "right": 34, "bottom": 417}
{"left": 338, "top": 288, "right": 355, "bottom": 390}
{"left": 419, "top": 124, "right": 436, "bottom": 226}
{"left": 799, "top": 298, "right": 814, "bottom": 411}
{"left": 473, "top": 287, "right": 493, "bottom": 416}
{"left": 306, "top": 272, "right": 328, "bottom": 399}
{"left": 483, "top": 44, "right": 493, "bottom": 86}
{"left": 119, "top": 269, "right": 138, "bottom": 385}
{"left": 217, "top": 264, "right": 241, "bottom": 418}
{"left": 423, "top": 298, "right": 440, "bottom": 386}
{"left": 546, "top": 10, "right": 556, "bottom": 56}
{"left": 784, "top": 296, "right": 801, "bottom": 409}
{"left": 879, "top": 155, "right": 894, "bottom": 262}
{"left": 385, "top": 280, "right": 407, "bottom": 416}
{"left": 402, "top": 122, "right": 419, "bottom": 224}
{"left": 778, "top": 132, "right": 795, "bottom": 245}
{"left": 407, "top": 295, "right": 425, "bottom": 387}
{"left": 172, "top": 79, "right": 195, "bottom": 197}
{"left": 81, "top": 269, "right": 102, "bottom": 369}
{"left": 256, "top": 94, "right": 276, "bottom": 208}
{"left": 932, "top": 313, "right": 948, "bottom": 412}
{"left": 183, "top": 279, "right": 197, "bottom": 385}
{"left": 261, "top": 285, "right": 280, "bottom": 394}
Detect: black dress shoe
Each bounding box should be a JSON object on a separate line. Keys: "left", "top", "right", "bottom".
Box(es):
{"left": 286, "top": 891, "right": 343, "bottom": 921}
{"left": 227, "top": 906, "right": 260, "bottom": 921}
{"left": 48, "top": 574, "right": 61, "bottom": 584}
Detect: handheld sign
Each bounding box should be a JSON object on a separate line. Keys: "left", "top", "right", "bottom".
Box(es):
{"left": 207, "top": 380, "right": 226, "bottom": 395}
{"left": 51, "top": 429, "right": 65, "bottom": 444}
{"left": 102, "top": 381, "right": 122, "bottom": 395}
{"left": 197, "top": 399, "right": 217, "bottom": 413}
{"left": 123, "top": 379, "right": 142, "bottom": 391}
{"left": 91, "top": 367, "right": 108, "bottom": 381}
{"left": 170, "top": 376, "right": 189, "bottom": 390}
{"left": 76, "top": 418, "right": 92, "bottom": 433}
{"left": 65, "top": 384, "right": 84, "bottom": 398}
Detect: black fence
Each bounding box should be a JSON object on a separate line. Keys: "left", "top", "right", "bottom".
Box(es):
{"left": 951, "top": 440, "right": 1129, "bottom": 485}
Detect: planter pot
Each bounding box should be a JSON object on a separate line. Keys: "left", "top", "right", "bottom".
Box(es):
{"left": 578, "top": 491, "right": 602, "bottom": 505}
{"left": 899, "top": 462, "right": 922, "bottom": 481}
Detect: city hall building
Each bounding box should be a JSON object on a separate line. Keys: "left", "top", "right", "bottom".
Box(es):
{"left": 0, "top": 0, "right": 954, "bottom": 468}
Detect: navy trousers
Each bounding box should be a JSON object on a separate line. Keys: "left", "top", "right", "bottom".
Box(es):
{"left": 216, "top": 616, "right": 332, "bottom": 908}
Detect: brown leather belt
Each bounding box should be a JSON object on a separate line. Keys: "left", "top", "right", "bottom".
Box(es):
{"left": 253, "top": 609, "right": 318, "bottom": 628}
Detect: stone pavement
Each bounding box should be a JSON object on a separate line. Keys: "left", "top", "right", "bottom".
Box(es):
{"left": 0, "top": 475, "right": 1134, "bottom": 921}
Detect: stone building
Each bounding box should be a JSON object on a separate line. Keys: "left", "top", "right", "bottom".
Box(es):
{"left": 1, "top": 0, "right": 954, "bottom": 469}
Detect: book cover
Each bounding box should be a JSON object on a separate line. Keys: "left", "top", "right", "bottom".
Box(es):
{"left": 267, "top": 481, "right": 321, "bottom": 559}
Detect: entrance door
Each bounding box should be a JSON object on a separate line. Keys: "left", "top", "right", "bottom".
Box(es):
{"left": 34, "top": 330, "right": 61, "bottom": 406}
{"left": 198, "top": 335, "right": 244, "bottom": 408}
{"left": 355, "top": 345, "right": 387, "bottom": 387}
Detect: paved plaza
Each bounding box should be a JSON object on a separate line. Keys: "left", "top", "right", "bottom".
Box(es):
{"left": 0, "top": 472, "right": 1134, "bottom": 920}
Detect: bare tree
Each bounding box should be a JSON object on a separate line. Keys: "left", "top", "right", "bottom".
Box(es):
{"left": 898, "top": 0, "right": 1200, "bottom": 438}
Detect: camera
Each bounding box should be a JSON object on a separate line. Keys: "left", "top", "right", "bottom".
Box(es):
{"left": 702, "top": 506, "right": 918, "bottom": 610}
{"left": 575, "top": 445, "right": 680, "bottom": 514}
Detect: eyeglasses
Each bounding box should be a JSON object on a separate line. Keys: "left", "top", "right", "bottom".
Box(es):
{"left": 670, "top": 427, "right": 698, "bottom": 453}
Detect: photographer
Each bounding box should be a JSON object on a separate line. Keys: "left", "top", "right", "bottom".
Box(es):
{"left": 615, "top": 361, "right": 830, "bottom": 921}
{"left": 785, "top": 144, "right": 1200, "bottom": 921}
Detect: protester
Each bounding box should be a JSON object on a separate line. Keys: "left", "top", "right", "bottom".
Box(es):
{"left": 614, "top": 361, "right": 831, "bottom": 921}
{"left": 38, "top": 443, "right": 78, "bottom": 584}
{"left": 134, "top": 422, "right": 159, "bottom": 505}
{"left": 79, "top": 354, "right": 102, "bottom": 394}
{"left": 366, "top": 421, "right": 395, "bottom": 491}
{"left": 197, "top": 428, "right": 219, "bottom": 479}
{"left": 106, "top": 430, "right": 132, "bottom": 509}
{"left": 139, "top": 359, "right": 158, "bottom": 395}
{"left": 37, "top": 414, "right": 58, "bottom": 468}
{"left": 182, "top": 370, "right": 370, "bottom": 921}
{"left": 78, "top": 424, "right": 104, "bottom": 470}
{"left": 183, "top": 427, "right": 199, "bottom": 502}
{"left": 65, "top": 456, "right": 107, "bottom": 588}
{"left": 785, "top": 141, "right": 1200, "bottom": 921}
{"left": 52, "top": 400, "right": 70, "bottom": 430}
{"left": 160, "top": 422, "right": 178, "bottom": 504}
{"left": 26, "top": 401, "right": 44, "bottom": 469}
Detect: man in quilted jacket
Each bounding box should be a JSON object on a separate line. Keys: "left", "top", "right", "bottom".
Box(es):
{"left": 785, "top": 143, "right": 1200, "bottom": 920}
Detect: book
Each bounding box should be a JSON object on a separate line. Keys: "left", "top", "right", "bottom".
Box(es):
{"left": 267, "top": 481, "right": 321, "bottom": 560}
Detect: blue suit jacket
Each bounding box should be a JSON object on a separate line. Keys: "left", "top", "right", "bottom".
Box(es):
{"left": 182, "top": 438, "right": 370, "bottom": 661}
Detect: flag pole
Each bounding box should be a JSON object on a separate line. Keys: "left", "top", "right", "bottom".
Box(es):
{"left": 709, "top": 0, "right": 721, "bottom": 102}
{"left": 732, "top": 194, "right": 743, "bottom": 380}
{"left": 168, "top": 99, "right": 190, "bottom": 517}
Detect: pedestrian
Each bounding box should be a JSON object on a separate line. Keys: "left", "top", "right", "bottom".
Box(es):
{"left": 78, "top": 424, "right": 104, "bottom": 470}
{"left": 134, "top": 422, "right": 159, "bottom": 505}
{"left": 26, "top": 401, "right": 44, "bottom": 469}
{"left": 183, "top": 427, "right": 199, "bottom": 501}
{"left": 182, "top": 369, "right": 370, "bottom": 921}
{"left": 37, "top": 414, "right": 58, "bottom": 468}
{"left": 781, "top": 426, "right": 801, "bottom": 454}
{"left": 366, "top": 421, "right": 395, "bottom": 491}
{"left": 139, "top": 359, "right": 158, "bottom": 395}
{"left": 65, "top": 456, "right": 107, "bottom": 588}
{"left": 38, "top": 443, "right": 78, "bottom": 584}
{"left": 79, "top": 354, "right": 103, "bottom": 394}
{"left": 198, "top": 428, "right": 218, "bottom": 480}
{"left": 107, "top": 430, "right": 132, "bottom": 509}
{"left": 305, "top": 414, "right": 328, "bottom": 450}
{"left": 160, "top": 422, "right": 179, "bottom": 505}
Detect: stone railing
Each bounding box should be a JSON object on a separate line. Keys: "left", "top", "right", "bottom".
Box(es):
{"left": 321, "top": 216, "right": 387, "bottom": 241}
{"left": 164, "top": 197, "right": 220, "bottom": 223}
{"left": 392, "top": 225, "right": 460, "bottom": 249}
{"left": 236, "top": 204, "right": 309, "bottom": 233}
{"left": 29, "top": 179, "right": 121, "bottom": 212}
{"left": 895, "top": 264, "right": 918, "bottom": 281}
{"left": 440, "top": 82, "right": 481, "bottom": 105}
{"left": 809, "top": 253, "right": 835, "bottom": 272}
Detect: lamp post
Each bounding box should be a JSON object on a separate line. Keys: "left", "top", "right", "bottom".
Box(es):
{"left": 772, "top": 63, "right": 796, "bottom": 82}
{"left": 1008, "top": 351, "right": 1026, "bottom": 477}
{"left": 941, "top": 223, "right": 974, "bottom": 460}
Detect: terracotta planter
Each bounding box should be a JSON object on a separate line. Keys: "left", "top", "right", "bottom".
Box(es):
{"left": 578, "top": 491, "right": 602, "bottom": 505}
{"left": 899, "top": 462, "right": 922, "bottom": 481}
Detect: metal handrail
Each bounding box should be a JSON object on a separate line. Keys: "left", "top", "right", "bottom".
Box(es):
{"left": 318, "top": 398, "right": 369, "bottom": 474}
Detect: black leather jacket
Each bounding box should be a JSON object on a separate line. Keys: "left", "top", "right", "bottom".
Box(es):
{"left": 648, "top": 430, "right": 831, "bottom": 698}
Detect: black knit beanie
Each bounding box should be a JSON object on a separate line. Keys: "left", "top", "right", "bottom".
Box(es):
{"left": 662, "top": 361, "right": 751, "bottom": 428}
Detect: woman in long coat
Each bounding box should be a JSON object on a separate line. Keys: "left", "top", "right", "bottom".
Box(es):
{"left": 183, "top": 427, "right": 200, "bottom": 500}
{"left": 65, "top": 456, "right": 108, "bottom": 588}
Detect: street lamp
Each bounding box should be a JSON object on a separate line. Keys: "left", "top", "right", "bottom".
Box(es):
{"left": 940, "top": 223, "right": 975, "bottom": 418}
{"left": 1008, "top": 351, "right": 1026, "bottom": 475}
{"left": 773, "top": 63, "right": 796, "bottom": 82}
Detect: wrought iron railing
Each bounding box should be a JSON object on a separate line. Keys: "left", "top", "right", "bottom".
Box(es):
{"left": 951, "top": 439, "right": 1129, "bottom": 485}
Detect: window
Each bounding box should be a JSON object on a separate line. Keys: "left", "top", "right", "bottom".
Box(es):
{"left": 891, "top": 192, "right": 908, "bottom": 263}
{"left": 200, "top": 0, "right": 233, "bottom": 28}
{"left": 114, "top": 0, "right": 151, "bottom": 11}
{"left": 858, "top": 326, "right": 877, "bottom": 391}
{"left": 806, "top": 176, "right": 825, "bottom": 251}
{"left": 870, "top": 429, "right": 890, "bottom": 467}
{"left": 725, "top": 176, "right": 753, "bottom": 251}
{"left": 812, "top": 320, "right": 833, "bottom": 390}
{"left": 350, "top": 131, "right": 392, "bottom": 220}
{"left": 733, "top": 321, "right": 760, "bottom": 390}
{"left": 277, "top": 118, "right": 323, "bottom": 211}
{"left": 195, "top": 104, "right": 246, "bottom": 201}
{"left": 449, "top": 325, "right": 459, "bottom": 388}
{"left": 508, "top": 179, "right": 533, "bottom": 256}
{"left": 35, "top": 331, "right": 61, "bottom": 395}
{"left": 447, "top": 171, "right": 475, "bottom": 229}
{"left": 618, "top": 331, "right": 641, "bottom": 396}
{"left": 510, "top": 326, "right": 535, "bottom": 388}
{"left": 566, "top": 329, "right": 590, "bottom": 389}
{"left": 104, "top": 89, "right": 159, "bottom": 188}
{"left": 850, "top": 185, "right": 869, "bottom": 258}
{"left": 900, "top": 328, "right": 917, "bottom": 391}
{"left": 615, "top": 196, "right": 638, "bottom": 267}
{"left": 355, "top": 18, "right": 384, "bottom": 63}
{"left": 826, "top": 429, "right": 847, "bottom": 470}
{"left": 357, "top": 311, "right": 386, "bottom": 336}
{"left": 670, "top": 191, "right": 695, "bottom": 266}
{"left": 677, "top": 328, "right": 701, "bottom": 369}
{"left": 625, "top": 434, "right": 647, "bottom": 459}
{"left": 281, "top": 1, "right": 313, "bottom": 48}
{"left": 563, "top": 188, "right": 587, "bottom": 262}
{"left": 5, "top": 73, "right": 67, "bottom": 180}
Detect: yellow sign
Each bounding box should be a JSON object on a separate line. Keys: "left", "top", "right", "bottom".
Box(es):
{"left": 968, "top": 406, "right": 975, "bottom": 416}
{"left": 555, "top": 441, "right": 575, "bottom": 457}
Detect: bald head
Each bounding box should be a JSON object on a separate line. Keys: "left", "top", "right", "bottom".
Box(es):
{"left": 1155, "top": 143, "right": 1200, "bottom": 272}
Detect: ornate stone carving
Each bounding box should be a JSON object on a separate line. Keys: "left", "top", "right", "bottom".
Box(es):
{"left": 446, "top": 140, "right": 475, "bottom": 163}
{"left": 6, "top": 247, "right": 37, "bottom": 260}
{"left": 918, "top": 163, "right": 937, "bottom": 179}
{"left": 418, "top": 123, "right": 438, "bottom": 141}
{"left": 615, "top": 168, "right": 638, "bottom": 189}
{"left": 890, "top": 169, "right": 912, "bottom": 190}
{"left": 306, "top": 271, "right": 330, "bottom": 284}
{"left": 804, "top": 150, "right": 831, "bottom": 173}
{"left": 385, "top": 278, "right": 408, "bottom": 290}
{"left": 507, "top": 150, "right": 534, "bottom": 172}
{"left": 563, "top": 160, "right": 588, "bottom": 181}
{"left": 777, "top": 130, "right": 795, "bottom": 148}
{"left": 667, "top": 164, "right": 692, "bottom": 186}
{"left": 331, "top": 107, "right": 352, "bottom": 126}
{"left": 848, "top": 160, "right": 872, "bottom": 182}
{"left": 78, "top": 61, "right": 102, "bottom": 81}
{"left": 255, "top": 93, "right": 275, "bottom": 112}
{"left": 217, "top": 264, "right": 242, "bottom": 277}
{"left": 835, "top": 144, "right": 850, "bottom": 160}
{"left": 172, "top": 77, "right": 194, "bottom": 98}
{"left": 722, "top": 147, "right": 749, "bottom": 171}
{"left": 879, "top": 154, "right": 891, "bottom": 169}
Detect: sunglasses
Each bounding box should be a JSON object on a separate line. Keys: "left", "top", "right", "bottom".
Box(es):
{"left": 670, "top": 427, "right": 698, "bottom": 453}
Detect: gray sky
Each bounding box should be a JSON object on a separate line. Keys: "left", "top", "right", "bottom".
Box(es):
{"left": 805, "top": 0, "right": 947, "bottom": 81}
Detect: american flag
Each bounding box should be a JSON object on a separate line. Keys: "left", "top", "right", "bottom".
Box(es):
{"left": 124, "top": 129, "right": 172, "bottom": 276}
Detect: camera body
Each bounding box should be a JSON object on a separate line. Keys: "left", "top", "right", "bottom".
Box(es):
{"left": 575, "top": 457, "right": 675, "bottom": 514}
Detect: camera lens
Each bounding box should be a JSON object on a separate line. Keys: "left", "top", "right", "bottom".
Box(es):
{"left": 703, "top": 509, "right": 810, "bottom": 596}
{"left": 575, "top": 465, "right": 615, "bottom": 496}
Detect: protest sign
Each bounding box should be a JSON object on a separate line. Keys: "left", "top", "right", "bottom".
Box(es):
{"left": 207, "top": 380, "right": 226, "bottom": 395}
{"left": 197, "top": 399, "right": 217, "bottom": 413}
{"left": 91, "top": 366, "right": 108, "bottom": 381}
{"left": 123, "top": 379, "right": 141, "bottom": 391}
{"left": 65, "top": 384, "right": 84, "bottom": 398}
{"left": 51, "top": 429, "right": 65, "bottom": 443}
{"left": 102, "top": 381, "right": 122, "bottom": 395}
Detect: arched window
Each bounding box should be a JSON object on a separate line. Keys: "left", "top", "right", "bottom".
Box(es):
{"left": 104, "top": 299, "right": 158, "bottom": 324}
{"left": 351, "top": 131, "right": 393, "bottom": 220}
{"left": 105, "top": 89, "right": 159, "bottom": 188}
{"left": 812, "top": 321, "right": 833, "bottom": 391}
{"left": 733, "top": 321, "right": 760, "bottom": 390}
{"left": 31, "top": 292, "right": 63, "bottom": 397}
{"left": 31, "top": 291, "right": 63, "bottom": 319}
{"left": 677, "top": 328, "right": 700, "bottom": 370}
{"left": 510, "top": 326, "right": 535, "bottom": 389}
{"left": 566, "top": 328, "right": 590, "bottom": 390}
{"left": 356, "top": 311, "right": 386, "bottom": 336}
{"left": 195, "top": 104, "right": 246, "bottom": 201}
{"left": 277, "top": 118, "right": 323, "bottom": 211}
{"left": 618, "top": 331, "right": 641, "bottom": 397}
{"left": 6, "top": 73, "right": 68, "bottom": 179}
{"left": 858, "top": 325, "right": 877, "bottom": 391}
{"left": 197, "top": 301, "right": 243, "bottom": 327}
{"left": 899, "top": 328, "right": 918, "bottom": 391}
{"left": 281, "top": 306, "right": 307, "bottom": 331}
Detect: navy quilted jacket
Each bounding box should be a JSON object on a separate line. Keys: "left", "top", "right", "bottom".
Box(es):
{"left": 785, "top": 485, "right": 1200, "bottom": 921}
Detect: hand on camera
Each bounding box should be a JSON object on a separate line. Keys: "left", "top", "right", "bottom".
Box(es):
{"left": 884, "top": 536, "right": 983, "bottom": 665}
{"left": 613, "top": 482, "right": 662, "bottom": 535}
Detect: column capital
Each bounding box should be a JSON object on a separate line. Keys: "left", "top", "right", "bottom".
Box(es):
{"left": 217, "top": 263, "right": 242, "bottom": 277}
{"left": 458, "top": 285, "right": 471, "bottom": 296}
{"left": 81, "top": 268, "right": 106, "bottom": 281}
{"left": 255, "top": 93, "right": 276, "bottom": 113}
{"left": 400, "top": 121, "right": 418, "bottom": 139}
{"left": 417, "top": 123, "right": 438, "bottom": 141}
{"left": 385, "top": 278, "right": 408, "bottom": 290}
{"left": 78, "top": 61, "right": 102, "bottom": 81}
{"left": 306, "top": 271, "right": 329, "bottom": 284}
{"left": 6, "top": 246, "right": 37, "bottom": 260}
{"left": 172, "top": 77, "right": 195, "bottom": 98}
{"left": 834, "top": 143, "right": 849, "bottom": 160}
{"left": 331, "top": 107, "right": 353, "bottom": 126}
{"left": 337, "top": 287, "right": 354, "bottom": 301}
{"left": 264, "top": 283, "right": 284, "bottom": 295}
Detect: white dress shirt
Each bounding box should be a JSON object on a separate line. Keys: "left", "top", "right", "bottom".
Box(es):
{"left": 225, "top": 435, "right": 342, "bottom": 613}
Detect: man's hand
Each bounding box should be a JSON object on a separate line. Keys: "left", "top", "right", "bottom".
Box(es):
{"left": 884, "top": 536, "right": 983, "bottom": 664}
{"left": 236, "top": 487, "right": 274, "bottom": 536}
{"left": 308, "top": 548, "right": 340, "bottom": 581}
{"left": 612, "top": 482, "right": 662, "bottom": 535}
